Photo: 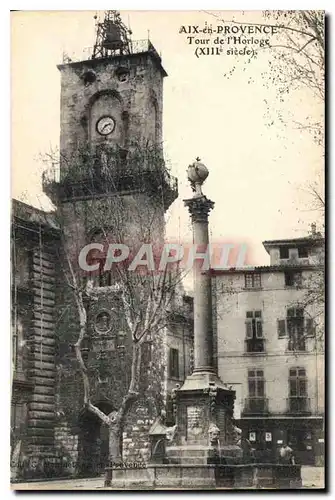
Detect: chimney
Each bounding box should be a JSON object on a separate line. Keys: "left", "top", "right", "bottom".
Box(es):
{"left": 311, "top": 223, "right": 317, "bottom": 237}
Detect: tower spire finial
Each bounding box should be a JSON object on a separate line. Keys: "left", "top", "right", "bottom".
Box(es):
{"left": 92, "top": 10, "right": 132, "bottom": 60}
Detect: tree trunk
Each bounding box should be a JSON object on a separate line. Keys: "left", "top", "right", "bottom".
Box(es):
{"left": 109, "top": 422, "right": 122, "bottom": 464}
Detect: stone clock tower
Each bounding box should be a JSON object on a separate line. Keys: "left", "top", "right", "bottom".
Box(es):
{"left": 43, "top": 11, "right": 178, "bottom": 474}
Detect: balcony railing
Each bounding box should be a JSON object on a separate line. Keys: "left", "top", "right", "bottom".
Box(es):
{"left": 286, "top": 397, "right": 311, "bottom": 414}
{"left": 242, "top": 397, "right": 269, "bottom": 415}
{"left": 42, "top": 156, "right": 178, "bottom": 210}
{"left": 61, "top": 39, "right": 162, "bottom": 64}
{"left": 287, "top": 339, "right": 306, "bottom": 352}
{"left": 245, "top": 339, "right": 265, "bottom": 353}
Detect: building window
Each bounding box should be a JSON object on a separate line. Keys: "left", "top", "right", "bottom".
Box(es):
{"left": 289, "top": 367, "right": 307, "bottom": 396}
{"left": 284, "top": 271, "right": 302, "bottom": 287}
{"left": 279, "top": 247, "right": 289, "bottom": 259}
{"left": 244, "top": 273, "right": 261, "bottom": 289}
{"left": 248, "top": 369, "right": 265, "bottom": 398}
{"left": 298, "top": 247, "right": 308, "bottom": 258}
{"left": 287, "top": 308, "right": 306, "bottom": 351}
{"left": 277, "top": 310, "right": 314, "bottom": 342}
{"left": 245, "top": 311, "right": 264, "bottom": 352}
{"left": 245, "top": 369, "right": 268, "bottom": 414}
{"left": 169, "top": 348, "right": 179, "bottom": 379}
{"left": 289, "top": 367, "right": 309, "bottom": 412}
{"left": 13, "top": 246, "right": 31, "bottom": 288}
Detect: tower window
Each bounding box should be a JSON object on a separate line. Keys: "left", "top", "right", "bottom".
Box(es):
{"left": 117, "top": 71, "right": 129, "bottom": 82}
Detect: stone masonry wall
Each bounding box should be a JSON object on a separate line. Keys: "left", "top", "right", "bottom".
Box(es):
{"left": 54, "top": 421, "right": 79, "bottom": 476}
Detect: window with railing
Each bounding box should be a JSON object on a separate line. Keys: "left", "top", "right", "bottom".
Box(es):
{"left": 277, "top": 308, "right": 315, "bottom": 351}
{"left": 287, "top": 308, "right": 305, "bottom": 351}
{"left": 243, "top": 397, "right": 269, "bottom": 414}
{"left": 245, "top": 311, "right": 264, "bottom": 352}
{"left": 248, "top": 369, "right": 265, "bottom": 398}
{"left": 245, "top": 370, "right": 268, "bottom": 414}
{"left": 288, "top": 367, "right": 310, "bottom": 413}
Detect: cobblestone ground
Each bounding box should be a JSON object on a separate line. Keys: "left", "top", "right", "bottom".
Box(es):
{"left": 301, "top": 466, "right": 325, "bottom": 489}
{"left": 12, "top": 467, "right": 325, "bottom": 490}
{"left": 12, "top": 476, "right": 106, "bottom": 490}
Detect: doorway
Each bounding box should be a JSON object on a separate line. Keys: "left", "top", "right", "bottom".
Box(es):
{"left": 78, "top": 401, "right": 115, "bottom": 477}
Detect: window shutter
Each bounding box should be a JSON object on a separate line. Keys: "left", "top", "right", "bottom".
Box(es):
{"left": 246, "top": 320, "right": 253, "bottom": 339}
{"left": 256, "top": 380, "right": 265, "bottom": 397}
{"left": 305, "top": 318, "right": 315, "bottom": 337}
{"left": 256, "top": 320, "right": 263, "bottom": 338}
{"left": 248, "top": 379, "right": 256, "bottom": 397}
{"left": 289, "top": 378, "right": 297, "bottom": 397}
{"left": 299, "top": 379, "right": 307, "bottom": 397}
{"left": 277, "top": 319, "right": 287, "bottom": 338}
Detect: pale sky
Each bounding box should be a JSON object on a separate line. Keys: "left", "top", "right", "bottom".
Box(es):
{"left": 11, "top": 10, "right": 324, "bottom": 268}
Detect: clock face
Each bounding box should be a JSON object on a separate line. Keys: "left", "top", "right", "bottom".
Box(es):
{"left": 96, "top": 116, "right": 115, "bottom": 136}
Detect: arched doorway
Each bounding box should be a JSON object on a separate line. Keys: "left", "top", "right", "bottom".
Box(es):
{"left": 77, "top": 401, "right": 115, "bottom": 477}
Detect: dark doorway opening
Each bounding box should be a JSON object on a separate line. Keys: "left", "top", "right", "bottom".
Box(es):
{"left": 77, "top": 401, "right": 115, "bottom": 477}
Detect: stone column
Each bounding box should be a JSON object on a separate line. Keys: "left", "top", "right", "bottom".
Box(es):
{"left": 173, "top": 159, "right": 237, "bottom": 453}
{"left": 184, "top": 195, "right": 215, "bottom": 374}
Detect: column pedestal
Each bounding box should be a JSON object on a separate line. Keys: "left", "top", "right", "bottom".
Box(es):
{"left": 175, "top": 372, "right": 236, "bottom": 446}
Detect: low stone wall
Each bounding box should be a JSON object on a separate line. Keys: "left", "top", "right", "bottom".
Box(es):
{"left": 105, "top": 463, "right": 302, "bottom": 489}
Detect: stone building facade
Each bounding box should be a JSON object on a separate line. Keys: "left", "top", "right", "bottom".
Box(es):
{"left": 11, "top": 200, "right": 60, "bottom": 479}
{"left": 212, "top": 234, "right": 324, "bottom": 466}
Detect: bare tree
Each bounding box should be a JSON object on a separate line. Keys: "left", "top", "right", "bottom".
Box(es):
{"left": 40, "top": 143, "right": 184, "bottom": 464}
{"left": 296, "top": 186, "right": 325, "bottom": 344}
{"left": 210, "top": 10, "right": 325, "bottom": 144}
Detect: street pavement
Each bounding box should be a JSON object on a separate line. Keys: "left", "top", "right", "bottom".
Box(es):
{"left": 12, "top": 467, "right": 325, "bottom": 490}
{"left": 301, "top": 466, "right": 325, "bottom": 489}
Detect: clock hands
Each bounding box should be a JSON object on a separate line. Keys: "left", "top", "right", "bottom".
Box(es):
{"left": 97, "top": 117, "right": 115, "bottom": 135}
{"left": 101, "top": 122, "right": 111, "bottom": 132}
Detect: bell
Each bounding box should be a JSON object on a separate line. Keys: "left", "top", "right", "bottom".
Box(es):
{"left": 102, "top": 21, "right": 124, "bottom": 50}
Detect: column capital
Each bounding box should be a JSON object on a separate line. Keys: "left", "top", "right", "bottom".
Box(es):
{"left": 183, "top": 195, "right": 215, "bottom": 223}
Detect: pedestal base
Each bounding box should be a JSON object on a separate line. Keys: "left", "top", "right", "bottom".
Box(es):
{"left": 175, "top": 370, "right": 236, "bottom": 447}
